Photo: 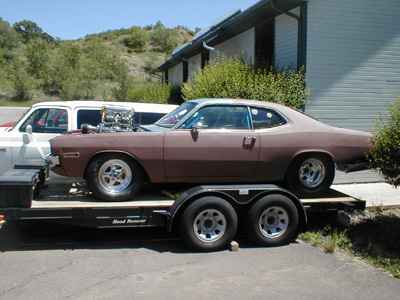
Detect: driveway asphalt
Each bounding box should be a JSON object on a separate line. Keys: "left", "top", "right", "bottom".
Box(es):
{"left": 0, "top": 225, "right": 399, "bottom": 300}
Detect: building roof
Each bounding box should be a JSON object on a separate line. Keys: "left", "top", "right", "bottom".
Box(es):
{"left": 153, "top": 0, "right": 304, "bottom": 73}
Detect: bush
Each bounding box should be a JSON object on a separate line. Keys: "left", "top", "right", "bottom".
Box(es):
{"left": 123, "top": 26, "right": 148, "bottom": 51}
{"left": 367, "top": 94, "right": 400, "bottom": 187}
{"left": 182, "top": 55, "right": 309, "bottom": 109}
{"left": 9, "top": 58, "right": 34, "bottom": 101}
{"left": 126, "top": 84, "right": 173, "bottom": 104}
{"left": 151, "top": 21, "right": 179, "bottom": 53}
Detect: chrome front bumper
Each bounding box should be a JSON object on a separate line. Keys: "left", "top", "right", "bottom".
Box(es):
{"left": 45, "top": 154, "right": 60, "bottom": 165}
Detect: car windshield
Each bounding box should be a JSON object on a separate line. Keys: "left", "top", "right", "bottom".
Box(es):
{"left": 155, "top": 102, "right": 197, "bottom": 127}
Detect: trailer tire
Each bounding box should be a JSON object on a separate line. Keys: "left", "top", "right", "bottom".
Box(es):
{"left": 86, "top": 153, "right": 143, "bottom": 202}
{"left": 246, "top": 194, "right": 299, "bottom": 247}
{"left": 180, "top": 196, "right": 238, "bottom": 252}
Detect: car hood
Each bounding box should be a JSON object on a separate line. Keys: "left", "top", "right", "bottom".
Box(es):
{"left": 0, "top": 127, "right": 11, "bottom": 133}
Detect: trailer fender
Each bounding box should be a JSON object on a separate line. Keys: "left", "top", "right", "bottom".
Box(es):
{"left": 165, "top": 184, "right": 307, "bottom": 233}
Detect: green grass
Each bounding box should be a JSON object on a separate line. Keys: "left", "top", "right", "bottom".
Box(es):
{"left": 299, "top": 208, "right": 400, "bottom": 279}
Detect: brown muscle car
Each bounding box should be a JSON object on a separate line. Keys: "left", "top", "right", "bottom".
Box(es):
{"left": 48, "top": 99, "right": 373, "bottom": 201}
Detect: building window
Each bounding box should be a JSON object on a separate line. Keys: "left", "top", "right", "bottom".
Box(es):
{"left": 255, "top": 19, "right": 274, "bottom": 69}
{"left": 201, "top": 50, "right": 210, "bottom": 68}
{"left": 183, "top": 61, "right": 188, "bottom": 82}
{"left": 164, "top": 70, "right": 169, "bottom": 85}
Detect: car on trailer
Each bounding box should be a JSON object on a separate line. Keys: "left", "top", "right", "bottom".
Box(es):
{"left": 48, "top": 98, "right": 372, "bottom": 200}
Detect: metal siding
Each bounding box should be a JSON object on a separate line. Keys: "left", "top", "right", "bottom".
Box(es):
{"left": 188, "top": 53, "right": 201, "bottom": 82}
{"left": 212, "top": 28, "right": 255, "bottom": 62}
{"left": 275, "top": 7, "right": 300, "bottom": 70}
{"left": 306, "top": 0, "right": 400, "bottom": 132}
{"left": 168, "top": 63, "right": 183, "bottom": 86}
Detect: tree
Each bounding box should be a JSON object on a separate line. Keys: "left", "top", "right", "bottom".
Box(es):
{"left": 13, "top": 20, "right": 43, "bottom": 43}
{"left": 123, "top": 26, "right": 148, "bottom": 51}
{"left": 13, "top": 19, "right": 54, "bottom": 43}
{"left": 151, "top": 21, "right": 179, "bottom": 52}
{"left": 25, "top": 39, "right": 50, "bottom": 78}
{"left": 111, "top": 58, "right": 132, "bottom": 101}
{"left": 59, "top": 43, "right": 82, "bottom": 69}
{"left": 0, "top": 18, "right": 20, "bottom": 50}
{"left": 367, "top": 94, "right": 400, "bottom": 187}
{"left": 83, "top": 37, "right": 123, "bottom": 80}
{"left": 8, "top": 58, "right": 34, "bottom": 101}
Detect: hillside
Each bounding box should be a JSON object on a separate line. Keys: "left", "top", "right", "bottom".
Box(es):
{"left": 0, "top": 18, "right": 195, "bottom": 105}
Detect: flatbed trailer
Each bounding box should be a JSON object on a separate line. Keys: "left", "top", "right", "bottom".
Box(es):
{"left": 0, "top": 169, "right": 366, "bottom": 252}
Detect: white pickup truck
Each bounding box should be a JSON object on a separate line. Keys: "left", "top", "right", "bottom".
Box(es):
{"left": 0, "top": 101, "right": 177, "bottom": 174}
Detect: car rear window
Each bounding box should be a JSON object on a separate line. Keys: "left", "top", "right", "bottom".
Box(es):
{"left": 250, "top": 107, "right": 286, "bottom": 129}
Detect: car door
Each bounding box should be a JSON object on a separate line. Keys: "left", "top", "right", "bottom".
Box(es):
{"left": 10, "top": 107, "right": 69, "bottom": 164}
{"left": 163, "top": 105, "right": 259, "bottom": 180}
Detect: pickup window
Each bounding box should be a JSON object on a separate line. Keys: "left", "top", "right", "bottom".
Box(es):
{"left": 19, "top": 108, "right": 69, "bottom": 133}
{"left": 77, "top": 109, "right": 102, "bottom": 129}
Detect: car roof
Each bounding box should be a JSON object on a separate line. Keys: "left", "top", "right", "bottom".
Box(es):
{"left": 31, "top": 100, "right": 178, "bottom": 113}
{"left": 186, "top": 98, "right": 292, "bottom": 111}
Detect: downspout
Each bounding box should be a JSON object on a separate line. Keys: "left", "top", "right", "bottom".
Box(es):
{"left": 203, "top": 41, "right": 225, "bottom": 55}
{"left": 270, "top": 0, "right": 306, "bottom": 72}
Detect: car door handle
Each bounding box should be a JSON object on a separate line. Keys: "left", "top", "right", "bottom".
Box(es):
{"left": 243, "top": 137, "right": 257, "bottom": 147}
{"left": 0, "top": 148, "right": 6, "bottom": 152}
{"left": 244, "top": 137, "right": 257, "bottom": 142}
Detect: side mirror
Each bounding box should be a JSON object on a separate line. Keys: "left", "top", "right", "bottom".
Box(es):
{"left": 23, "top": 125, "right": 33, "bottom": 144}
{"left": 26, "top": 125, "right": 33, "bottom": 134}
{"left": 191, "top": 123, "right": 202, "bottom": 133}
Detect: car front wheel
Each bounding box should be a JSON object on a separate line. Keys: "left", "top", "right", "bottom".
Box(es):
{"left": 86, "top": 153, "right": 143, "bottom": 202}
{"left": 284, "top": 154, "right": 334, "bottom": 198}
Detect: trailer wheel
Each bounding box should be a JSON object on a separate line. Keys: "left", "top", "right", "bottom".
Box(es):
{"left": 86, "top": 153, "right": 143, "bottom": 202}
{"left": 180, "top": 197, "right": 238, "bottom": 252}
{"left": 246, "top": 194, "right": 299, "bottom": 247}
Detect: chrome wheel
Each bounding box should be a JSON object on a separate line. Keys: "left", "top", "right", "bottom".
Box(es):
{"left": 258, "top": 206, "right": 289, "bottom": 239}
{"left": 299, "top": 158, "right": 325, "bottom": 188}
{"left": 193, "top": 209, "right": 227, "bottom": 243}
{"left": 98, "top": 159, "right": 132, "bottom": 193}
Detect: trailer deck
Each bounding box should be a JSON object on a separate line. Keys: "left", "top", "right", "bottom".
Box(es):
{"left": 31, "top": 175, "right": 365, "bottom": 212}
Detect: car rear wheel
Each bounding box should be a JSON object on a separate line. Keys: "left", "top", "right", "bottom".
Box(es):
{"left": 246, "top": 194, "right": 299, "bottom": 247}
{"left": 86, "top": 153, "right": 143, "bottom": 202}
{"left": 180, "top": 197, "right": 238, "bottom": 252}
{"left": 284, "top": 153, "right": 334, "bottom": 198}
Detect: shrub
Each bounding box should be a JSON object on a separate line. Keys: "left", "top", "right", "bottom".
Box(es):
{"left": 182, "top": 55, "right": 309, "bottom": 109}
{"left": 9, "top": 58, "right": 34, "bottom": 101}
{"left": 367, "top": 94, "right": 400, "bottom": 187}
{"left": 123, "top": 26, "right": 148, "bottom": 51}
{"left": 151, "top": 21, "right": 179, "bottom": 53}
{"left": 126, "top": 84, "right": 173, "bottom": 104}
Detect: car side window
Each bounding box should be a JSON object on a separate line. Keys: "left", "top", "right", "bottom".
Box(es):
{"left": 179, "top": 106, "right": 251, "bottom": 130}
{"left": 250, "top": 107, "right": 286, "bottom": 129}
{"left": 19, "top": 108, "right": 69, "bottom": 133}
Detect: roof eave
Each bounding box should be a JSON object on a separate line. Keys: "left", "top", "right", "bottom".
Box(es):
{"left": 153, "top": 0, "right": 305, "bottom": 73}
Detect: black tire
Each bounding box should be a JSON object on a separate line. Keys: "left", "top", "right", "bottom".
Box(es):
{"left": 246, "top": 194, "right": 299, "bottom": 247}
{"left": 284, "top": 153, "right": 334, "bottom": 198}
{"left": 86, "top": 153, "right": 143, "bottom": 202}
{"left": 180, "top": 197, "right": 238, "bottom": 252}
